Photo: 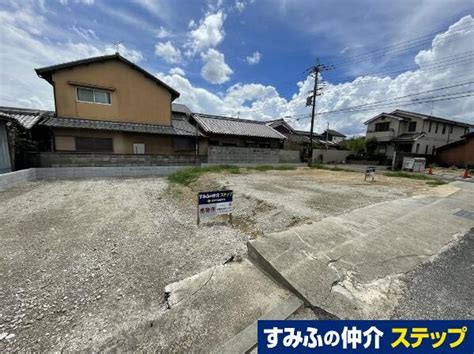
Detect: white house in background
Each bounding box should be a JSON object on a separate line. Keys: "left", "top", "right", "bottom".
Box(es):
{"left": 364, "top": 109, "right": 472, "bottom": 163}
{"left": 321, "top": 129, "right": 346, "bottom": 144}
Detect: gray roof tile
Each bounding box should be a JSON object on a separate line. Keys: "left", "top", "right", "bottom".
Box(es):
{"left": 193, "top": 113, "right": 286, "bottom": 139}
{"left": 0, "top": 106, "right": 53, "bottom": 129}
{"left": 41, "top": 116, "right": 196, "bottom": 136}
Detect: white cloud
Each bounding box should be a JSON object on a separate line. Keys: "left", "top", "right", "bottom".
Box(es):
{"left": 105, "top": 43, "right": 143, "bottom": 63}
{"left": 246, "top": 51, "right": 261, "bottom": 65}
{"left": 187, "top": 11, "right": 225, "bottom": 54}
{"left": 0, "top": 5, "right": 142, "bottom": 109}
{"left": 207, "top": 0, "right": 223, "bottom": 12}
{"left": 59, "top": 0, "right": 95, "bottom": 5}
{"left": 1, "top": 4, "right": 473, "bottom": 139}
{"left": 235, "top": 1, "right": 246, "bottom": 12}
{"left": 200, "top": 48, "right": 233, "bottom": 84}
{"left": 156, "top": 26, "right": 170, "bottom": 39}
{"left": 159, "top": 16, "right": 474, "bottom": 135}
{"left": 154, "top": 41, "right": 182, "bottom": 64}
{"left": 169, "top": 67, "right": 185, "bottom": 76}
{"left": 132, "top": 0, "right": 170, "bottom": 23}
{"left": 71, "top": 26, "right": 98, "bottom": 40}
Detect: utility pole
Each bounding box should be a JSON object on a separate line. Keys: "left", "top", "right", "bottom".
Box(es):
{"left": 325, "top": 121, "right": 329, "bottom": 150}
{"left": 308, "top": 59, "right": 319, "bottom": 167}
{"left": 305, "top": 59, "right": 334, "bottom": 166}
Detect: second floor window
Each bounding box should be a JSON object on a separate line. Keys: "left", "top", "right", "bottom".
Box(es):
{"left": 408, "top": 122, "right": 417, "bottom": 132}
{"left": 76, "top": 87, "right": 111, "bottom": 105}
{"left": 374, "top": 122, "right": 390, "bottom": 131}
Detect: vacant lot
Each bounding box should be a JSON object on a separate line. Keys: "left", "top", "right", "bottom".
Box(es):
{"left": 0, "top": 167, "right": 451, "bottom": 350}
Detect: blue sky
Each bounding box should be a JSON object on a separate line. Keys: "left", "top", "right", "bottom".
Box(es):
{"left": 0, "top": 0, "right": 473, "bottom": 135}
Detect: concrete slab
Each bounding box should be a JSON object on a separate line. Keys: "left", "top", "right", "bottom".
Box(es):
{"left": 249, "top": 182, "right": 474, "bottom": 319}
{"left": 89, "top": 259, "right": 294, "bottom": 352}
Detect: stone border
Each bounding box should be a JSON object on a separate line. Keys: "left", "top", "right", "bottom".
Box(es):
{"left": 0, "top": 169, "right": 36, "bottom": 191}
{"left": 0, "top": 166, "right": 191, "bottom": 191}
{"left": 0, "top": 163, "right": 309, "bottom": 192}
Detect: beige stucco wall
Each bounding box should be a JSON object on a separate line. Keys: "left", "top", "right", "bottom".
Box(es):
{"left": 53, "top": 128, "right": 175, "bottom": 154}
{"left": 52, "top": 60, "right": 172, "bottom": 125}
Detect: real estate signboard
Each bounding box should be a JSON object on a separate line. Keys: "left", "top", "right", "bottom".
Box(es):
{"left": 197, "top": 190, "right": 233, "bottom": 223}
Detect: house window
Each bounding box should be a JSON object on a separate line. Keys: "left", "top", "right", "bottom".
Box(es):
{"left": 432, "top": 145, "right": 435, "bottom": 155}
{"left": 428, "top": 121, "right": 432, "bottom": 132}
{"left": 442, "top": 124, "right": 446, "bottom": 134}
{"left": 374, "top": 122, "right": 390, "bottom": 132}
{"left": 425, "top": 145, "right": 428, "bottom": 154}
{"left": 415, "top": 143, "right": 420, "bottom": 153}
{"left": 435, "top": 123, "right": 439, "bottom": 134}
{"left": 449, "top": 125, "right": 454, "bottom": 134}
{"left": 173, "top": 137, "right": 194, "bottom": 151}
{"left": 75, "top": 137, "right": 113, "bottom": 152}
{"left": 408, "top": 122, "right": 417, "bottom": 132}
{"left": 76, "top": 87, "right": 111, "bottom": 105}
{"left": 133, "top": 143, "right": 145, "bottom": 154}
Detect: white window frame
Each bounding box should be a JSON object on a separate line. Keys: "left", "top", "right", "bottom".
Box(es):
{"left": 76, "top": 87, "right": 112, "bottom": 105}
{"left": 133, "top": 143, "right": 145, "bottom": 154}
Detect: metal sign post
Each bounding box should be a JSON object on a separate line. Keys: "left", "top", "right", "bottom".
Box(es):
{"left": 365, "top": 167, "right": 376, "bottom": 182}
{"left": 197, "top": 190, "right": 234, "bottom": 225}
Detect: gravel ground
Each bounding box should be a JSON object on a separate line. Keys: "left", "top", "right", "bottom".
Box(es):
{"left": 0, "top": 169, "right": 442, "bottom": 350}
{"left": 0, "top": 178, "right": 247, "bottom": 351}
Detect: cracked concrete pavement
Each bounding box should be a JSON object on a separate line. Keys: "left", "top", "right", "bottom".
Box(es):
{"left": 249, "top": 181, "right": 474, "bottom": 319}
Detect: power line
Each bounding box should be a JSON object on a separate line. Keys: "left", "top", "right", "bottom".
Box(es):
{"left": 326, "top": 23, "right": 474, "bottom": 68}
{"left": 322, "top": 52, "right": 474, "bottom": 85}
{"left": 282, "top": 80, "right": 474, "bottom": 121}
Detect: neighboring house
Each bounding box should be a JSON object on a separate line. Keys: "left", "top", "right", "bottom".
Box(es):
{"left": 0, "top": 116, "right": 12, "bottom": 173}
{"left": 364, "top": 109, "right": 472, "bottom": 166}
{"left": 31, "top": 54, "right": 199, "bottom": 157}
{"left": 192, "top": 113, "right": 286, "bottom": 149}
{"left": 436, "top": 132, "right": 474, "bottom": 168}
{"left": 267, "top": 118, "right": 339, "bottom": 161}
{"left": 321, "top": 129, "right": 346, "bottom": 144}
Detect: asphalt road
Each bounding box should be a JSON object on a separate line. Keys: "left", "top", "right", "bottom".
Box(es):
{"left": 393, "top": 228, "right": 474, "bottom": 319}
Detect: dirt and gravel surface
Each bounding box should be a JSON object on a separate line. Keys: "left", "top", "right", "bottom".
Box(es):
{"left": 0, "top": 168, "right": 446, "bottom": 350}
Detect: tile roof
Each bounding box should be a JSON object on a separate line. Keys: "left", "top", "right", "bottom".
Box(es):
{"left": 391, "top": 110, "right": 473, "bottom": 127}
{"left": 41, "top": 116, "right": 197, "bottom": 136}
{"left": 0, "top": 106, "right": 53, "bottom": 129}
{"left": 193, "top": 113, "right": 286, "bottom": 140}
{"left": 394, "top": 132, "right": 425, "bottom": 142}
{"left": 172, "top": 103, "right": 192, "bottom": 115}
{"left": 365, "top": 110, "right": 473, "bottom": 127}
{"left": 322, "top": 129, "right": 346, "bottom": 137}
{"left": 294, "top": 130, "right": 323, "bottom": 138}
{"left": 35, "top": 53, "right": 180, "bottom": 100}
{"left": 436, "top": 132, "right": 474, "bottom": 151}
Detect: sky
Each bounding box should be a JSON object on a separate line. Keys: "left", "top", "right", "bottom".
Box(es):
{"left": 0, "top": 0, "right": 473, "bottom": 136}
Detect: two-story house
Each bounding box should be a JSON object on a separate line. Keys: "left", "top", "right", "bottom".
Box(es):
{"left": 364, "top": 109, "right": 472, "bottom": 166}
{"left": 32, "top": 53, "right": 200, "bottom": 158}
{"left": 321, "top": 129, "right": 346, "bottom": 144}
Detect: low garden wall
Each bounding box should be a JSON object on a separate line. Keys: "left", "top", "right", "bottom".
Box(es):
{"left": 27, "top": 152, "right": 205, "bottom": 167}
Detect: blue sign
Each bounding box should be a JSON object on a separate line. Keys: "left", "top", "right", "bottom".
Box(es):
{"left": 198, "top": 190, "right": 233, "bottom": 205}
{"left": 258, "top": 320, "right": 473, "bottom": 353}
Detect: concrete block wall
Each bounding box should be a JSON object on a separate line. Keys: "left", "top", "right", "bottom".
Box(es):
{"left": 0, "top": 169, "right": 36, "bottom": 191}
{"left": 312, "top": 149, "right": 352, "bottom": 164}
{"left": 208, "top": 146, "right": 280, "bottom": 164}
{"left": 35, "top": 152, "right": 204, "bottom": 167}
{"left": 35, "top": 166, "right": 189, "bottom": 179}
{"left": 278, "top": 149, "right": 301, "bottom": 163}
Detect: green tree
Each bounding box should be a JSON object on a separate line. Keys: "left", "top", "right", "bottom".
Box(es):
{"left": 365, "top": 137, "right": 378, "bottom": 155}
{"left": 341, "top": 136, "right": 366, "bottom": 154}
